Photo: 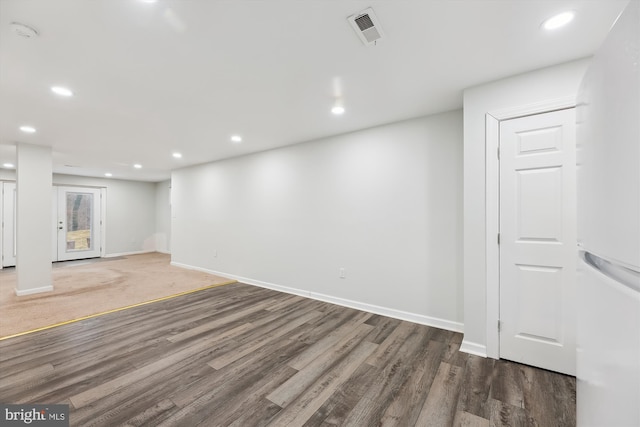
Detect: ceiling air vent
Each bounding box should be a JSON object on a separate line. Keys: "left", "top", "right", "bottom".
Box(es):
{"left": 348, "top": 8, "right": 384, "bottom": 46}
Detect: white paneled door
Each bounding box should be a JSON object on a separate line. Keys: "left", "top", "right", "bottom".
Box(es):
{"left": 499, "top": 108, "right": 577, "bottom": 376}
{"left": 54, "top": 186, "right": 102, "bottom": 261}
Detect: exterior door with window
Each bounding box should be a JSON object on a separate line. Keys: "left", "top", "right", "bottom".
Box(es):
{"left": 54, "top": 186, "right": 102, "bottom": 261}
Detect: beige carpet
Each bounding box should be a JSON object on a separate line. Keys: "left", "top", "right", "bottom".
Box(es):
{"left": 0, "top": 252, "right": 235, "bottom": 339}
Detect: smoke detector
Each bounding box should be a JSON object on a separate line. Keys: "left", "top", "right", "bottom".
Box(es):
{"left": 347, "top": 8, "right": 384, "bottom": 46}
{"left": 10, "top": 22, "right": 39, "bottom": 38}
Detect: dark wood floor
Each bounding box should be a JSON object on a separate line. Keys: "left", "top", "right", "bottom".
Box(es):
{"left": 0, "top": 283, "right": 575, "bottom": 426}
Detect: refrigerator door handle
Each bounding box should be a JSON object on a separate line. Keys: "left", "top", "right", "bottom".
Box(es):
{"left": 581, "top": 250, "right": 640, "bottom": 293}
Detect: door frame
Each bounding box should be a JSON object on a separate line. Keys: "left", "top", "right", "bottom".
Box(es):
{"left": 53, "top": 185, "right": 105, "bottom": 261}
{"left": 1, "top": 181, "right": 17, "bottom": 270}
{"left": 484, "top": 95, "right": 576, "bottom": 359}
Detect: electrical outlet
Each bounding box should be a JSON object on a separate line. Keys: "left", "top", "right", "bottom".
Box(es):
{"left": 339, "top": 268, "right": 346, "bottom": 278}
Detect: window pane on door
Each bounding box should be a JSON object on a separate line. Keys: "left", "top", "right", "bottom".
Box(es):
{"left": 66, "top": 192, "right": 93, "bottom": 251}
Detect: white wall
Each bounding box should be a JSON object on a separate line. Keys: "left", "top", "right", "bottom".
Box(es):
{"left": 462, "top": 58, "right": 590, "bottom": 355}
{"left": 172, "top": 111, "right": 464, "bottom": 330}
{"left": 155, "top": 180, "right": 171, "bottom": 254}
{"left": 52, "top": 174, "right": 157, "bottom": 256}
{"left": 0, "top": 169, "right": 14, "bottom": 180}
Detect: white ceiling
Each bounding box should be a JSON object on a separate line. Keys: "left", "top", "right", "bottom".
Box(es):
{"left": 0, "top": 0, "right": 628, "bottom": 182}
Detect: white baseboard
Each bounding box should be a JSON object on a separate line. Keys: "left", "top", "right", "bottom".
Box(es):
{"left": 15, "top": 285, "right": 53, "bottom": 296}
{"left": 156, "top": 250, "right": 171, "bottom": 255}
{"left": 104, "top": 250, "right": 156, "bottom": 258}
{"left": 459, "top": 340, "right": 487, "bottom": 357}
{"left": 170, "top": 262, "right": 464, "bottom": 334}
{"left": 307, "top": 290, "right": 464, "bottom": 333}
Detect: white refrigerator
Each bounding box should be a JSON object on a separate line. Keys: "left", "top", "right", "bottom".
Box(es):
{"left": 576, "top": 1, "right": 640, "bottom": 426}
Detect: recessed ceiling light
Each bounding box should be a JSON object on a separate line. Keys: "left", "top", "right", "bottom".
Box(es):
{"left": 542, "top": 11, "right": 575, "bottom": 30}
{"left": 104, "top": 172, "right": 113, "bottom": 177}
{"left": 331, "top": 106, "right": 345, "bottom": 115}
{"left": 172, "top": 152, "right": 182, "bottom": 159}
{"left": 139, "top": 0, "right": 158, "bottom": 3}
{"left": 51, "top": 86, "right": 73, "bottom": 97}
{"left": 231, "top": 135, "right": 242, "bottom": 143}
{"left": 19, "top": 125, "right": 36, "bottom": 133}
{"left": 2, "top": 163, "right": 15, "bottom": 169}
{"left": 133, "top": 163, "right": 142, "bottom": 169}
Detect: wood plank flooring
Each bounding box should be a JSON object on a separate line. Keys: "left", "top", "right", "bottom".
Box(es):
{"left": 0, "top": 283, "right": 576, "bottom": 426}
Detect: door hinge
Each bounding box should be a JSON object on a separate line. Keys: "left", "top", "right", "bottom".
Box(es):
{"left": 498, "top": 320, "right": 502, "bottom": 332}
{"left": 497, "top": 147, "right": 500, "bottom": 159}
{"left": 497, "top": 233, "right": 500, "bottom": 244}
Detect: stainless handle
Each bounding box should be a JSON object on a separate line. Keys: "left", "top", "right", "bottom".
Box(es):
{"left": 582, "top": 250, "right": 640, "bottom": 293}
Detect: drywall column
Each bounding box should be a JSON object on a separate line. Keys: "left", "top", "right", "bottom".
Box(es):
{"left": 15, "top": 143, "right": 53, "bottom": 295}
{"left": 155, "top": 180, "right": 171, "bottom": 254}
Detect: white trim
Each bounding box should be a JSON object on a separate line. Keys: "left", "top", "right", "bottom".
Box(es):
{"left": 51, "top": 182, "right": 106, "bottom": 190}
{"left": 485, "top": 114, "right": 500, "bottom": 359}
{"left": 171, "top": 262, "right": 464, "bottom": 333}
{"left": 485, "top": 97, "right": 577, "bottom": 359}
{"left": 488, "top": 95, "right": 576, "bottom": 121}
{"left": 308, "top": 291, "right": 463, "bottom": 332}
{"left": 100, "top": 188, "right": 107, "bottom": 258}
{"left": 15, "top": 285, "right": 53, "bottom": 296}
{"left": 104, "top": 249, "right": 155, "bottom": 258}
{"left": 459, "top": 340, "right": 487, "bottom": 357}
{"left": 156, "top": 250, "right": 171, "bottom": 255}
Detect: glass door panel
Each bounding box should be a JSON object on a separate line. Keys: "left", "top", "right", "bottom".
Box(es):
{"left": 65, "top": 192, "right": 93, "bottom": 251}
